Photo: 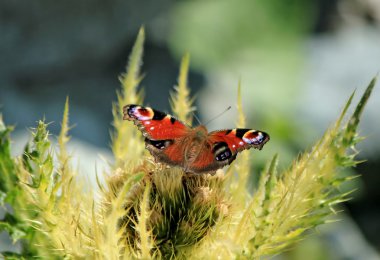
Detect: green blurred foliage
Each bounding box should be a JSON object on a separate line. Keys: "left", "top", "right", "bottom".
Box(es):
{"left": 169, "top": 0, "right": 314, "bottom": 70}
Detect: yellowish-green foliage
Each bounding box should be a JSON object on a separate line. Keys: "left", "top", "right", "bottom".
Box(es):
{"left": 0, "top": 28, "right": 376, "bottom": 259}
{"left": 112, "top": 27, "right": 146, "bottom": 170}
{"left": 18, "top": 98, "right": 94, "bottom": 258}
{"left": 227, "top": 81, "right": 251, "bottom": 202}
{"left": 170, "top": 52, "right": 194, "bottom": 125}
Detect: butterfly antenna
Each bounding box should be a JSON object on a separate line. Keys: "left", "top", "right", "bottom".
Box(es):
{"left": 204, "top": 106, "right": 232, "bottom": 126}
{"left": 192, "top": 112, "right": 202, "bottom": 126}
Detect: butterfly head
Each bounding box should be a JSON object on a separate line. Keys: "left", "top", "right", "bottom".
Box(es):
{"left": 193, "top": 125, "right": 208, "bottom": 138}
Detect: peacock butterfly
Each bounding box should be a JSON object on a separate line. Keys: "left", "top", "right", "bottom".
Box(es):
{"left": 123, "top": 104, "right": 270, "bottom": 174}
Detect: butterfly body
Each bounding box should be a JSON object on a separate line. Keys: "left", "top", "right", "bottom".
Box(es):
{"left": 123, "top": 104, "right": 269, "bottom": 174}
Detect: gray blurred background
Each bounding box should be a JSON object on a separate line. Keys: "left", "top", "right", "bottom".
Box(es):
{"left": 1, "top": 1, "right": 380, "bottom": 259}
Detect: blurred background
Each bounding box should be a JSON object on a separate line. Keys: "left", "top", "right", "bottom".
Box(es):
{"left": 1, "top": 0, "right": 380, "bottom": 259}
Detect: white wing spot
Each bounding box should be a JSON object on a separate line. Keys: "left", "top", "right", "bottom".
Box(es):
{"left": 243, "top": 137, "right": 252, "bottom": 144}
{"left": 150, "top": 127, "right": 155, "bottom": 130}
{"left": 239, "top": 141, "right": 244, "bottom": 146}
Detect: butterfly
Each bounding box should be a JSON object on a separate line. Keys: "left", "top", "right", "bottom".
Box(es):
{"left": 123, "top": 104, "right": 270, "bottom": 174}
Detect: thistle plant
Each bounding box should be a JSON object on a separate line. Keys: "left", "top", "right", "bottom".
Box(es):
{"left": 0, "top": 28, "right": 377, "bottom": 259}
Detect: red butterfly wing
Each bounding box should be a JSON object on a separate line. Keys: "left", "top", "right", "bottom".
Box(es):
{"left": 185, "top": 148, "right": 217, "bottom": 173}
{"left": 186, "top": 128, "right": 270, "bottom": 173}
{"left": 209, "top": 128, "right": 270, "bottom": 153}
{"left": 123, "top": 104, "right": 270, "bottom": 174}
{"left": 123, "top": 104, "right": 190, "bottom": 168}
{"left": 123, "top": 104, "right": 189, "bottom": 140}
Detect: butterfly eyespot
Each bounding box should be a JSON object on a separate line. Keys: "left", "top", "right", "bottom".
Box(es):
{"left": 215, "top": 149, "right": 232, "bottom": 161}
{"left": 128, "top": 106, "right": 154, "bottom": 120}
{"left": 213, "top": 142, "right": 233, "bottom": 161}
{"left": 243, "top": 131, "right": 267, "bottom": 145}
